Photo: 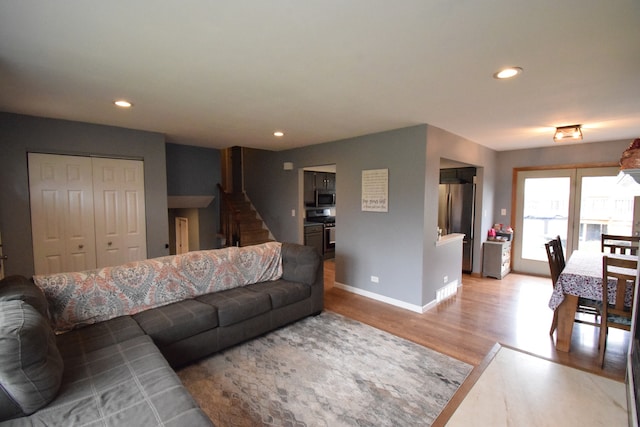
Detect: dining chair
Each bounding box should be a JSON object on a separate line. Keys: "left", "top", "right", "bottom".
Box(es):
{"left": 545, "top": 239, "right": 600, "bottom": 335}
{"left": 554, "top": 235, "right": 566, "bottom": 269}
{"left": 601, "top": 234, "right": 640, "bottom": 256}
{"left": 598, "top": 255, "right": 638, "bottom": 367}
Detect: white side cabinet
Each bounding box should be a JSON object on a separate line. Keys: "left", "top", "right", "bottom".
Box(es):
{"left": 482, "top": 241, "right": 511, "bottom": 279}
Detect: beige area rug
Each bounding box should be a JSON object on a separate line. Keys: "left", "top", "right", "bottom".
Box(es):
{"left": 178, "top": 311, "right": 472, "bottom": 426}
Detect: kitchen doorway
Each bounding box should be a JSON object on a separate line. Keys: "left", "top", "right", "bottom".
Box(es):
{"left": 300, "top": 164, "right": 336, "bottom": 260}
{"left": 439, "top": 159, "right": 478, "bottom": 273}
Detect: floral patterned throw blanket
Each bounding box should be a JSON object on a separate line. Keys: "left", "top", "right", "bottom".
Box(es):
{"left": 33, "top": 242, "right": 283, "bottom": 332}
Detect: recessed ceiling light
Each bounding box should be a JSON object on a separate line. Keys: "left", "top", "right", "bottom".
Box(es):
{"left": 114, "top": 100, "right": 132, "bottom": 108}
{"left": 493, "top": 67, "right": 523, "bottom": 79}
{"left": 273, "top": 131, "right": 284, "bottom": 137}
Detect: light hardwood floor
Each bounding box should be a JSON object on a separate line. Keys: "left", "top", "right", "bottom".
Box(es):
{"left": 323, "top": 259, "right": 628, "bottom": 382}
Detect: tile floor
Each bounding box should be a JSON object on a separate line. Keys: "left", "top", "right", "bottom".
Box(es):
{"left": 446, "top": 346, "right": 628, "bottom": 427}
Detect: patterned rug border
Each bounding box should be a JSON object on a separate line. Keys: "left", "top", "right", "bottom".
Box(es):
{"left": 178, "top": 311, "right": 473, "bottom": 426}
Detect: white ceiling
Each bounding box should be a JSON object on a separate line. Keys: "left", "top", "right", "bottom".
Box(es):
{"left": 1, "top": 1, "right": 639, "bottom": 152}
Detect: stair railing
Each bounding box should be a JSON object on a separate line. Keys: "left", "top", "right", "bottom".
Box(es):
{"left": 217, "top": 183, "right": 241, "bottom": 247}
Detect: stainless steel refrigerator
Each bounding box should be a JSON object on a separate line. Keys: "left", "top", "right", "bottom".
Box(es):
{"left": 438, "top": 175, "right": 476, "bottom": 273}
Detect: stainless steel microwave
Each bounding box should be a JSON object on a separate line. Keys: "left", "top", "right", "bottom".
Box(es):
{"left": 315, "top": 190, "right": 336, "bottom": 207}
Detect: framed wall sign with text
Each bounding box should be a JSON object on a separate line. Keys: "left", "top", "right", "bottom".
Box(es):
{"left": 361, "top": 168, "right": 388, "bottom": 212}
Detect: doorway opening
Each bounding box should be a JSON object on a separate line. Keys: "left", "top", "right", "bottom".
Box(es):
{"left": 439, "top": 158, "right": 479, "bottom": 274}
{"left": 300, "top": 164, "right": 336, "bottom": 260}
{"left": 175, "top": 217, "right": 189, "bottom": 254}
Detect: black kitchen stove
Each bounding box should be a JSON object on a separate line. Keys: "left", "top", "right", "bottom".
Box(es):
{"left": 306, "top": 209, "right": 335, "bottom": 226}
{"left": 306, "top": 216, "right": 335, "bottom": 226}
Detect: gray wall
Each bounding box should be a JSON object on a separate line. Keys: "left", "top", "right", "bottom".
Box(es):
{"left": 331, "top": 126, "right": 428, "bottom": 306}
{"left": 166, "top": 143, "right": 221, "bottom": 250}
{"left": 0, "top": 112, "right": 169, "bottom": 277}
{"left": 244, "top": 125, "right": 497, "bottom": 308}
{"left": 243, "top": 146, "right": 300, "bottom": 243}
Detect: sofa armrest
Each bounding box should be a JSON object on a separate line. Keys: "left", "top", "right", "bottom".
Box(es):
{"left": 280, "top": 243, "right": 324, "bottom": 312}
{"left": 280, "top": 243, "right": 321, "bottom": 285}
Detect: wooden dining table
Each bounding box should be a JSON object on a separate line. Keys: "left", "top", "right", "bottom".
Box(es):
{"left": 548, "top": 250, "right": 637, "bottom": 352}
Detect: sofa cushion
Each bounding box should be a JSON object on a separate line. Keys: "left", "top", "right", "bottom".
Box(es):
{"left": 11, "top": 335, "right": 213, "bottom": 426}
{"left": 246, "top": 280, "right": 311, "bottom": 309}
{"left": 0, "top": 275, "right": 50, "bottom": 319}
{"left": 281, "top": 242, "right": 321, "bottom": 286}
{"left": 133, "top": 299, "right": 218, "bottom": 346}
{"left": 197, "top": 287, "right": 271, "bottom": 327}
{"left": 0, "top": 300, "right": 63, "bottom": 421}
{"left": 55, "top": 315, "right": 145, "bottom": 358}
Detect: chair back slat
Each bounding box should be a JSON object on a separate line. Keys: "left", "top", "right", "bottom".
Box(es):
{"left": 601, "top": 234, "right": 640, "bottom": 255}
{"left": 602, "top": 256, "right": 637, "bottom": 315}
{"left": 554, "top": 235, "right": 566, "bottom": 270}
{"left": 599, "top": 254, "right": 638, "bottom": 366}
{"left": 545, "top": 239, "right": 563, "bottom": 286}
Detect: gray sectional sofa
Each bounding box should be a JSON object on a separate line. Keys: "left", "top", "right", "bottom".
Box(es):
{"left": 0, "top": 242, "right": 323, "bottom": 426}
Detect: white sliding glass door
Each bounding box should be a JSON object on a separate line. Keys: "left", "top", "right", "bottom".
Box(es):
{"left": 514, "top": 169, "right": 573, "bottom": 275}
{"left": 574, "top": 168, "right": 638, "bottom": 251}
{"left": 513, "top": 166, "right": 640, "bottom": 276}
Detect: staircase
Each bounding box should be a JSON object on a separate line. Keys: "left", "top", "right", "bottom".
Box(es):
{"left": 229, "top": 193, "right": 272, "bottom": 246}
{"left": 218, "top": 185, "right": 273, "bottom": 247}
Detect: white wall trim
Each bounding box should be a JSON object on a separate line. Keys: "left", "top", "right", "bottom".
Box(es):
{"left": 333, "top": 281, "right": 435, "bottom": 314}
{"left": 422, "top": 299, "right": 439, "bottom": 312}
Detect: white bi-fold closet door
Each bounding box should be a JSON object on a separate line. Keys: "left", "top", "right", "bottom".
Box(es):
{"left": 29, "top": 153, "right": 147, "bottom": 275}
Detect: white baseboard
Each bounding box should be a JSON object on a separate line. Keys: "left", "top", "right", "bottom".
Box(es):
{"left": 333, "top": 281, "right": 434, "bottom": 314}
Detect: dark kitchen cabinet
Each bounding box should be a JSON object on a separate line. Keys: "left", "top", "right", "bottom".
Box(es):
{"left": 315, "top": 172, "right": 335, "bottom": 191}
{"left": 304, "top": 224, "right": 323, "bottom": 256}
{"left": 440, "top": 167, "right": 475, "bottom": 184}
{"left": 304, "top": 171, "right": 335, "bottom": 191}
{"left": 304, "top": 171, "right": 335, "bottom": 206}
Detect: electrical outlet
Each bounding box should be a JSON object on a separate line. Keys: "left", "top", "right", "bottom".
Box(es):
{"left": 501, "top": 208, "right": 507, "bottom": 216}
{"left": 291, "top": 209, "right": 296, "bottom": 217}
{"left": 371, "top": 276, "right": 379, "bottom": 283}
{"left": 443, "top": 275, "right": 448, "bottom": 283}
